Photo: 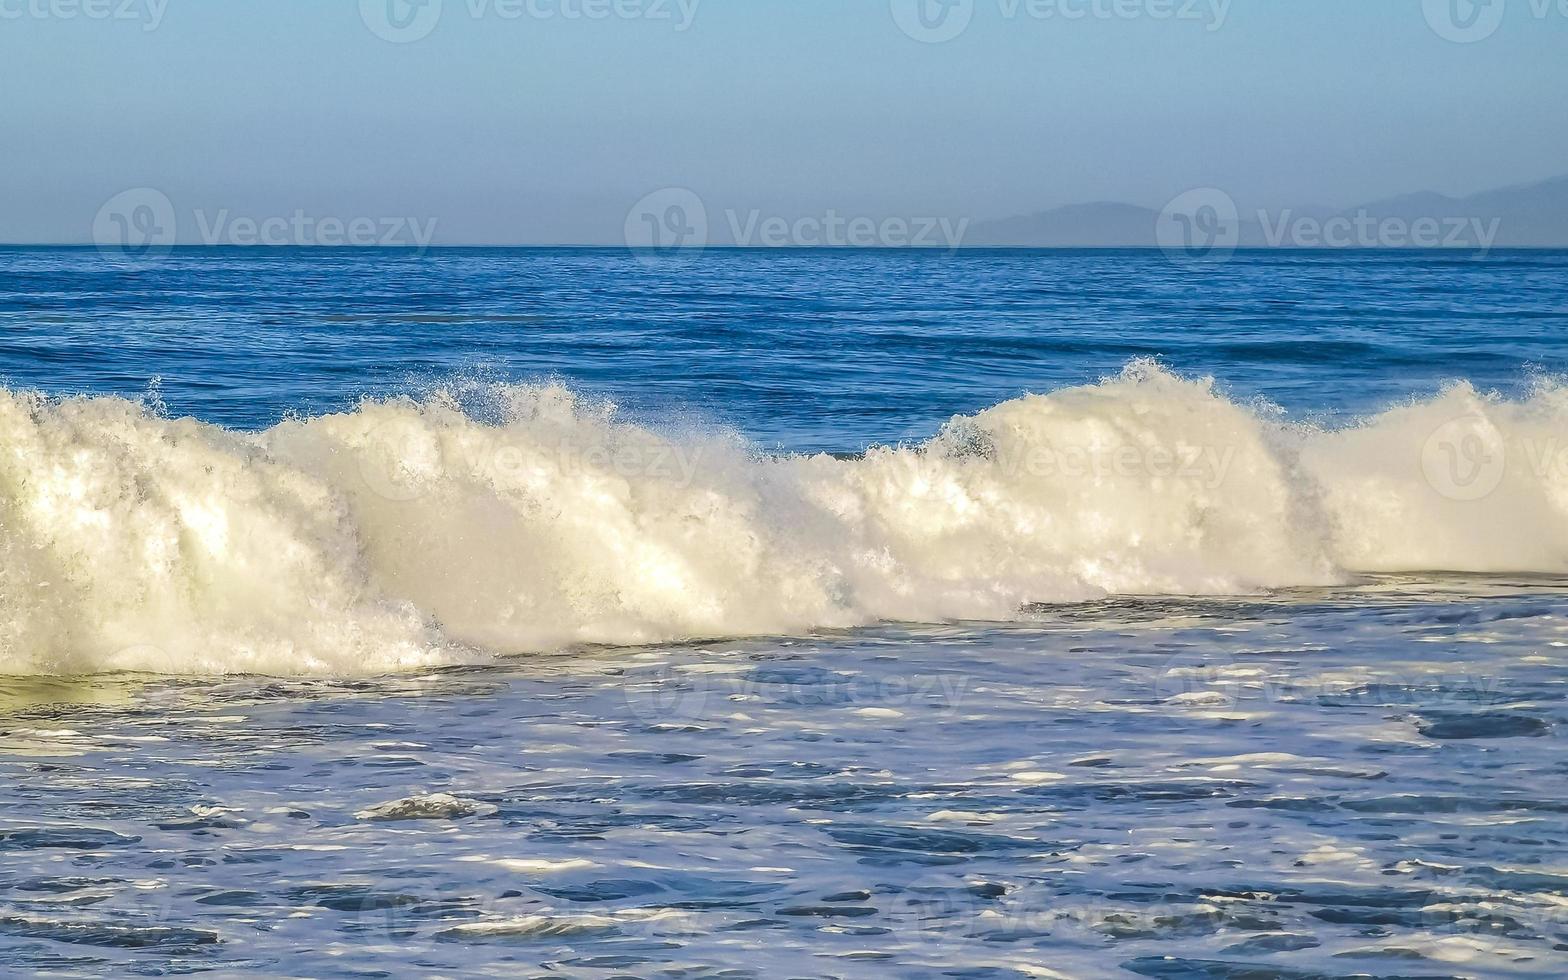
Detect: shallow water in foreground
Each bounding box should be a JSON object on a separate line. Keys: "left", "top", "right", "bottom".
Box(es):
{"left": 4, "top": 576, "right": 1565, "bottom": 978}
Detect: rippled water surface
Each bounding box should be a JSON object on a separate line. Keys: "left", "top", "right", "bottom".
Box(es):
{"left": 5, "top": 247, "right": 1568, "bottom": 447}
{"left": 4, "top": 577, "right": 1566, "bottom": 977}
{"left": 2, "top": 248, "right": 1567, "bottom": 976}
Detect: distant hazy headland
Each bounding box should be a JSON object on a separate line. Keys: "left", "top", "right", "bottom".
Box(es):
{"left": 968, "top": 175, "right": 1568, "bottom": 248}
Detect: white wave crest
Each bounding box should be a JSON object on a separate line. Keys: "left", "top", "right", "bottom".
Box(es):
{"left": 2, "top": 361, "right": 1564, "bottom": 676}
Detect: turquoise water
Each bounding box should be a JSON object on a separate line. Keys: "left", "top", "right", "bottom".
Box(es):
{"left": 1, "top": 248, "right": 1566, "bottom": 977}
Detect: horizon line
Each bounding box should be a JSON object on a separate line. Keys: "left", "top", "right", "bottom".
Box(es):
{"left": 4, "top": 243, "right": 1565, "bottom": 252}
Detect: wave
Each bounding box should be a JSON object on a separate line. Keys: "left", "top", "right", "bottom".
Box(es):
{"left": 2, "top": 361, "right": 1565, "bottom": 676}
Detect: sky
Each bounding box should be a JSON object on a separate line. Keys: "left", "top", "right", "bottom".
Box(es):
{"left": 1, "top": 0, "right": 1565, "bottom": 244}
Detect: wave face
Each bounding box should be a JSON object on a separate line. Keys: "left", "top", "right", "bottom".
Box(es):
{"left": 3, "top": 361, "right": 1565, "bottom": 676}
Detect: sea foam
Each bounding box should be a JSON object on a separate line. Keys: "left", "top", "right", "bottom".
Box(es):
{"left": 2, "top": 361, "right": 1564, "bottom": 676}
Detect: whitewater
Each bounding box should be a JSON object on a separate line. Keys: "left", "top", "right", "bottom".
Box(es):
{"left": 2, "top": 361, "right": 1565, "bottom": 676}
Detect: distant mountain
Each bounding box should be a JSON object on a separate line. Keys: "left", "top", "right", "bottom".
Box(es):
{"left": 1355, "top": 176, "right": 1568, "bottom": 247}
{"left": 967, "top": 175, "right": 1568, "bottom": 248}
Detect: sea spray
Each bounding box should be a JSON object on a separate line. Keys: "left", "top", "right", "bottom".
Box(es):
{"left": 2, "top": 361, "right": 1565, "bottom": 676}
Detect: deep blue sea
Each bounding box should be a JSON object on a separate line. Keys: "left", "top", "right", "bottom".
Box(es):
{"left": 2, "top": 247, "right": 1567, "bottom": 977}
{"left": 6, "top": 247, "right": 1568, "bottom": 445}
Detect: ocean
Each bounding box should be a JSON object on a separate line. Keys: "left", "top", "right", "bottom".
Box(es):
{"left": 2, "top": 246, "right": 1566, "bottom": 977}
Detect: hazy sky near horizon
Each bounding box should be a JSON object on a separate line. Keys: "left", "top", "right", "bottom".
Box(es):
{"left": 2, "top": 0, "right": 1565, "bottom": 244}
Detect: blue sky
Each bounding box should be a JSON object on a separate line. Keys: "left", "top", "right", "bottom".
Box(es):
{"left": 2, "top": 0, "right": 1564, "bottom": 244}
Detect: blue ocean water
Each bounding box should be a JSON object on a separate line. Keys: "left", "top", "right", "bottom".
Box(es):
{"left": 5, "top": 247, "right": 1566, "bottom": 447}
{"left": 2, "top": 247, "right": 1567, "bottom": 977}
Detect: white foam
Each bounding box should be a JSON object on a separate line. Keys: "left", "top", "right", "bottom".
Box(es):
{"left": 2, "top": 361, "right": 1564, "bottom": 676}
{"left": 353, "top": 793, "right": 497, "bottom": 821}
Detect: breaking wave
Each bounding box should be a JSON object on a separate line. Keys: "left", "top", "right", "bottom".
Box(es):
{"left": 3, "top": 361, "right": 1565, "bottom": 675}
